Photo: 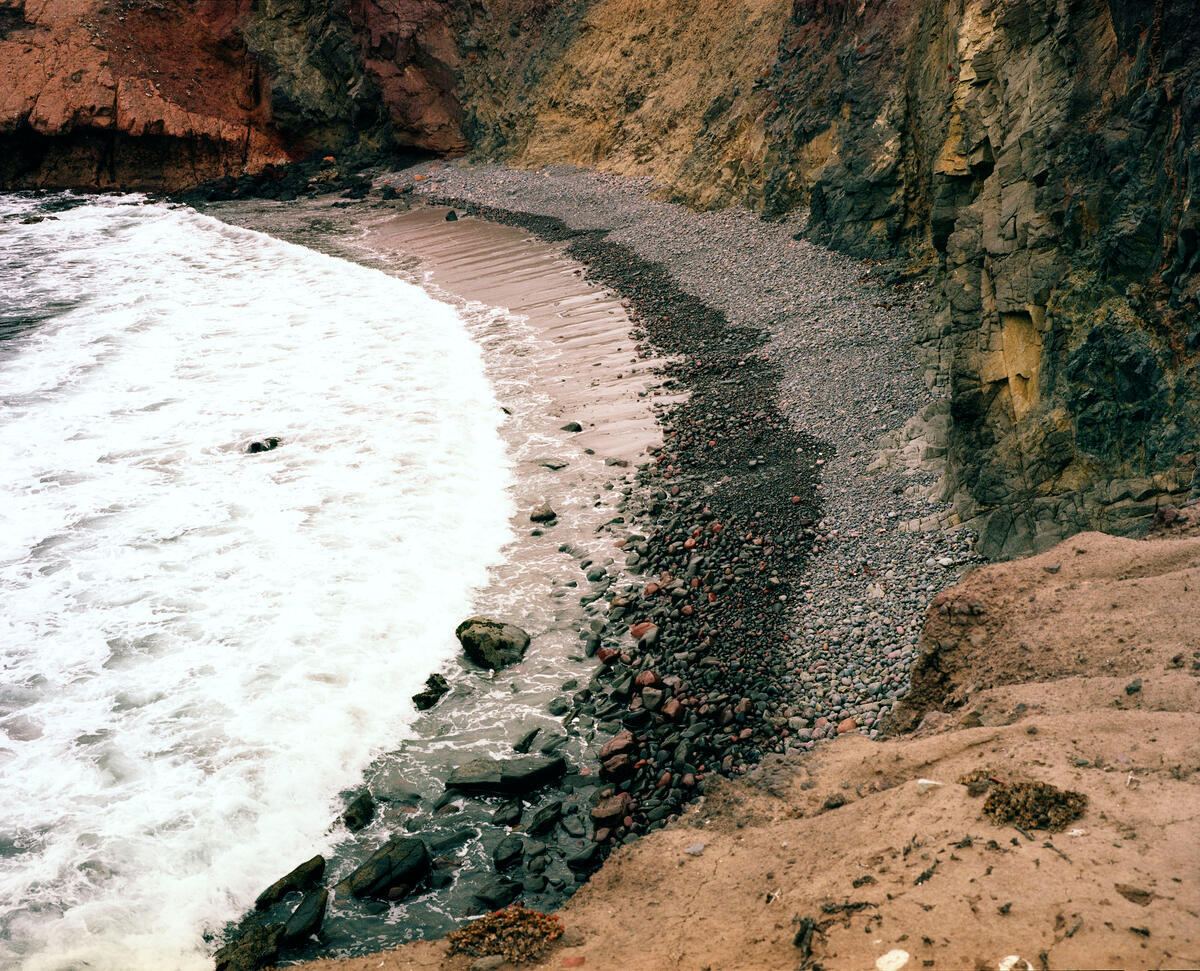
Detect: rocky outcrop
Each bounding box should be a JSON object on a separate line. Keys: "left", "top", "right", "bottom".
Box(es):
{"left": 454, "top": 0, "right": 1197, "bottom": 558}
{"left": 0, "top": 0, "right": 464, "bottom": 190}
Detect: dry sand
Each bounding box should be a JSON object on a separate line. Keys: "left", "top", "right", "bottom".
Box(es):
{"left": 292, "top": 517, "right": 1200, "bottom": 970}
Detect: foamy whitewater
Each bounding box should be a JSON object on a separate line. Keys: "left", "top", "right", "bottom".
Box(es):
{"left": 0, "top": 194, "right": 513, "bottom": 969}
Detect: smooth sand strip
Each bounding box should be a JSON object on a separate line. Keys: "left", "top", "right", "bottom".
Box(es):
{"left": 362, "top": 207, "right": 677, "bottom": 466}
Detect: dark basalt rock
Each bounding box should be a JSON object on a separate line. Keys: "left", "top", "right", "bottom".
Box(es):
{"left": 526, "top": 799, "right": 563, "bottom": 835}
{"left": 245, "top": 437, "right": 281, "bottom": 454}
{"left": 412, "top": 673, "right": 450, "bottom": 710}
{"left": 254, "top": 855, "right": 325, "bottom": 910}
{"left": 214, "top": 923, "right": 284, "bottom": 971}
{"left": 280, "top": 888, "right": 328, "bottom": 947}
{"left": 471, "top": 875, "right": 522, "bottom": 910}
{"left": 454, "top": 617, "right": 530, "bottom": 670}
{"left": 445, "top": 754, "right": 566, "bottom": 796}
{"left": 342, "top": 791, "right": 376, "bottom": 833}
{"left": 334, "top": 837, "right": 430, "bottom": 901}
{"left": 492, "top": 833, "right": 524, "bottom": 871}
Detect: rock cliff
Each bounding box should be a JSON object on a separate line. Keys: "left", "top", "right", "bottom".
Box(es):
{"left": 4, "top": 0, "right": 1196, "bottom": 558}
{"left": 455, "top": 0, "right": 1199, "bottom": 558}
{"left": 0, "top": 0, "right": 463, "bottom": 190}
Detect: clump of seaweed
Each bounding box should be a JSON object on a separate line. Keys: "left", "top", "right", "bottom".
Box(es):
{"left": 958, "top": 770, "right": 1087, "bottom": 831}
{"left": 446, "top": 903, "right": 564, "bottom": 964}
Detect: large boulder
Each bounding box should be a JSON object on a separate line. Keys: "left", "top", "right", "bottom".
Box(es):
{"left": 214, "top": 923, "right": 284, "bottom": 971}
{"left": 280, "top": 888, "right": 328, "bottom": 947}
{"left": 455, "top": 617, "right": 530, "bottom": 670}
{"left": 445, "top": 754, "right": 566, "bottom": 796}
{"left": 334, "top": 837, "right": 430, "bottom": 901}
{"left": 255, "top": 855, "right": 325, "bottom": 910}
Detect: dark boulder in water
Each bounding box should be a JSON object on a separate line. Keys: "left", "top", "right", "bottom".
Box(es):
{"left": 214, "top": 922, "right": 283, "bottom": 971}
{"left": 472, "top": 875, "right": 521, "bottom": 910}
{"left": 254, "top": 854, "right": 325, "bottom": 910}
{"left": 492, "top": 833, "right": 524, "bottom": 870}
{"left": 342, "top": 791, "right": 376, "bottom": 833}
{"left": 445, "top": 754, "right": 566, "bottom": 796}
{"left": 334, "top": 836, "right": 430, "bottom": 900}
{"left": 245, "top": 437, "right": 281, "bottom": 454}
{"left": 445, "top": 209, "right": 458, "bottom": 221}
{"left": 412, "top": 672, "right": 449, "bottom": 710}
{"left": 280, "top": 888, "right": 328, "bottom": 948}
{"left": 455, "top": 617, "right": 530, "bottom": 669}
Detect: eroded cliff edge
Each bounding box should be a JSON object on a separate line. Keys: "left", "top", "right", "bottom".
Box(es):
{"left": 454, "top": 0, "right": 1200, "bottom": 557}
{"left": 4, "top": 0, "right": 1196, "bottom": 558}
{"left": 0, "top": 0, "right": 464, "bottom": 189}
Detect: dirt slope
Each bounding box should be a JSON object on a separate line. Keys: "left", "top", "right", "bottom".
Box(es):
{"left": 295, "top": 523, "right": 1200, "bottom": 971}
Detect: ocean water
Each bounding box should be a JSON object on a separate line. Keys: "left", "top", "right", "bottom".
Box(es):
{"left": 0, "top": 194, "right": 514, "bottom": 969}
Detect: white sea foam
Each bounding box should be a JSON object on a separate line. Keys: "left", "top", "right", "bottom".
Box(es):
{"left": 0, "top": 195, "right": 513, "bottom": 969}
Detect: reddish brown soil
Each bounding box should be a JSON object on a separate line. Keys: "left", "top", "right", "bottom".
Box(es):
{"left": 294, "top": 523, "right": 1200, "bottom": 971}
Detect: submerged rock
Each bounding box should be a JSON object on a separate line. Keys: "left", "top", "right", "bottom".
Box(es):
{"left": 472, "top": 875, "right": 521, "bottom": 910}
{"left": 455, "top": 617, "right": 530, "bottom": 669}
{"left": 342, "top": 791, "right": 376, "bottom": 833}
{"left": 445, "top": 754, "right": 566, "bottom": 796}
{"left": 245, "top": 437, "right": 281, "bottom": 454}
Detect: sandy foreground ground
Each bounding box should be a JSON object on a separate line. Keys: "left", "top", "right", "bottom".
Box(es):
{"left": 294, "top": 518, "right": 1200, "bottom": 970}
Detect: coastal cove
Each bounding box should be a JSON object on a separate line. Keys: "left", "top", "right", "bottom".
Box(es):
{"left": 193, "top": 162, "right": 983, "bottom": 969}
{"left": 2, "top": 0, "right": 1197, "bottom": 966}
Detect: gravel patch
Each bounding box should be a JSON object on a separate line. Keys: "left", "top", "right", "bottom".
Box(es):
{"left": 403, "top": 161, "right": 981, "bottom": 744}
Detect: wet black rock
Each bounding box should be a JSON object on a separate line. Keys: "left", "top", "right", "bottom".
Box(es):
{"left": 445, "top": 754, "right": 566, "bottom": 796}
{"left": 412, "top": 673, "right": 450, "bottom": 710}
{"left": 214, "top": 923, "right": 284, "bottom": 971}
{"left": 445, "top": 209, "right": 458, "bottom": 221}
{"left": 560, "top": 422, "right": 583, "bottom": 432}
{"left": 492, "top": 799, "right": 523, "bottom": 826}
{"left": 245, "top": 437, "right": 281, "bottom": 454}
{"left": 254, "top": 855, "right": 325, "bottom": 910}
{"left": 342, "top": 791, "right": 376, "bottom": 833}
{"left": 280, "top": 889, "right": 328, "bottom": 947}
{"left": 513, "top": 727, "right": 541, "bottom": 753}
{"left": 455, "top": 617, "right": 530, "bottom": 670}
{"left": 526, "top": 799, "right": 563, "bottom": 835}
{"left": 492, "top": 833, "right": 524, "bottom": 870}
{"left": 334, "top": 837, "right": 430, "bottom": 901}
{"left": 472, "top": 876, "right": 522, "bottom": 910}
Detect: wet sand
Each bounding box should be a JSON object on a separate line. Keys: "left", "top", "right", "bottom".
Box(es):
{"left": 359, "top": 207, "right": 675, "bottom": 466}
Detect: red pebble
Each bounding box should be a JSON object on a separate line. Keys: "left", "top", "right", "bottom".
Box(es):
{"left": 630, "top": 621, "right": 656, "bottom": 640}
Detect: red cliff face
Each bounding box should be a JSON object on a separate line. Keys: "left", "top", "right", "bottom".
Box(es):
{"left": 0, "top": 0, "right": 465, "bottom": 190}
{"left": 348, "top": 0, "right": 467, "bottom": 154}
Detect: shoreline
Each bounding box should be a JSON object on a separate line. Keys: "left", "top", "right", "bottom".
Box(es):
{"left": 277, "top": 174, "right": 1200, "bottom": 971}
{"left": 204, "top": 160, "right": 984, "bottom": 969}
{"left": 209, "top": 162, "right": 985, "bottom": 969}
